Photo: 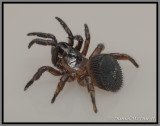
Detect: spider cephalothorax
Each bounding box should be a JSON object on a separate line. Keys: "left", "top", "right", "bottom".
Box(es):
{"left": 24, "top": 17, "right": 139, "bottom": 113}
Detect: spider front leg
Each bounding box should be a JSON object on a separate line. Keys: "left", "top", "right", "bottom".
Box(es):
{"left": 89, "top": 43, "right": 105, "bottom": 59}
{"left": 55, "top": 17, "right": 84, "bottom": 50}
{"left": 82, "top": 24, "right": 90, "bottom": 56}
{"left": 27, "top": 32, "right": 57, "bottom": 42}
{"left": 51, "top": 74, "right": 70, "bottom": 103}
{"left": 55, "top": 17, "right": 74, "bottom": 46}
{"left": 74, "top": 35, "right": 83, "bottom": 51}
{"left": 109, "top": 53, "right": 139, "bottom": 68}
{"left": 28, "top": 39, "right": 57, "bottom": 48}
{"left": 24, "top": 66, "right": 62, "bottom": 91}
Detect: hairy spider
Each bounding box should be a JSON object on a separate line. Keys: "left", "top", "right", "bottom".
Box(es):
{"left": 24, "top": 17, "right": 139, "bottom": 113}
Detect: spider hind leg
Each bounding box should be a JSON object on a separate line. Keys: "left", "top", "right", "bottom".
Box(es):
{"left": 110, "top": 53, "right": 139, "bottom": 68}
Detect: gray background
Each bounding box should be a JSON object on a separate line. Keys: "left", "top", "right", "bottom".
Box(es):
{"left": 2, "top": 1, "right": 158, "bottom": 124}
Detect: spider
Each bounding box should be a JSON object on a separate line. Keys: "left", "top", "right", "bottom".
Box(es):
{"left": 24, "top": 17, "right": 139, "bottom": 113}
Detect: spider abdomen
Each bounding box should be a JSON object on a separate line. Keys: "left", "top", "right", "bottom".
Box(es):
{"left": 87, "top": 54, "right": 123, "bottom": 92}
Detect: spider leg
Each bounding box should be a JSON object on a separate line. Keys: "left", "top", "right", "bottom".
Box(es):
{"left": 77, "top": 76, "right": 97, "bottom": 113}
{"left": 110, "top": 53, "right": 139, "bottom": 68}
{"left": 74, "top": 35, "right": 83, "bottom": 51}
{"left": 55, "top": 17, "right": 74, "bottom": 46}
{"left": 27, "top": 32, "right": 57, "bottom": 42}
{"left": 51, "top": 74, "right": 70, "bottom": 103}
{"left": 89, "top": 43, "right": 105, "bottom": 59}
{"left": 28, "top": 38, "right": 56, "bottom": 48}
{"left": 77, "top": 75, "right": 88, "bottom": 87}
{"left": 51, "top": 47, "right": 59, "bottom": 66}
{"left": 24, "top": 66, "right": 62, "bottom": 91}
{"left": 82, "top": 24, "right": 90, "bottom": 56}
{"left": 67, "top": 76, "right": 75, "bottom": 82}
{"left": 87, "top": 82, "right": 97, "bottom": 113}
